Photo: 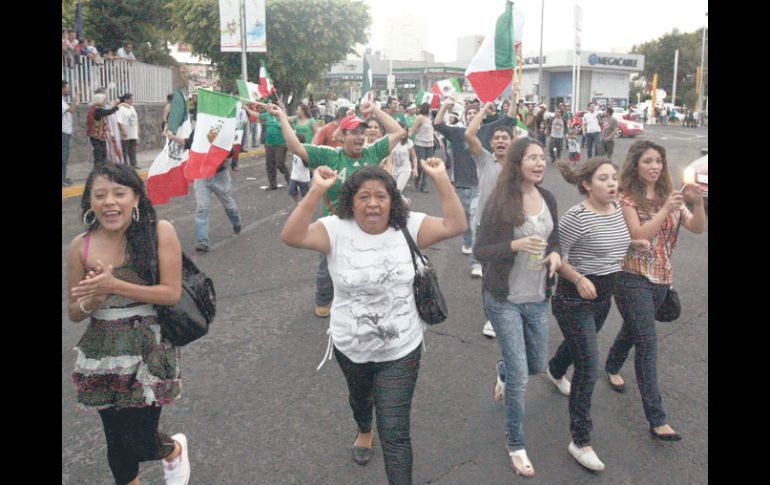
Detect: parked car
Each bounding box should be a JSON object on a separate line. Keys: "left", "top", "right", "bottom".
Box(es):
{"left": 683, "top": 153, "right": 708, "bottom": 210}
{"left": 615, "top": 118, "right": 644, "bottom": 138}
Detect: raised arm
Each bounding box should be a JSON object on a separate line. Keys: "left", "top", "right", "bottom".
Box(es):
{"left": 415, "top": 157, "right": 468, "bottom": 248}
{"left": 465, "top": 102, "right": 492, "bottom": 156}
{"left": 280, "top": 166, "right": 337, "bottom": 253}
{"left": 434, "top": 98, "right": 454, "bottom": 126}
{"left": 268, "top": 103, "right": 309, "bottom": 161}
{"left": 360, "top": 100, "right": 406, "bottom": 153}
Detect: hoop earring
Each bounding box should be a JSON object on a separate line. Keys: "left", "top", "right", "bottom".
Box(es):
{"left": 83, "top": 209, "right": 96, "bottom": 226}
{"left": 132, "top": 206, "right": 140, "bottom": 222}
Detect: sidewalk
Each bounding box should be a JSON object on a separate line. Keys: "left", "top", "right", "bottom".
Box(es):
{"left": 62, "top": 146, "right": 265, "bottom": 200}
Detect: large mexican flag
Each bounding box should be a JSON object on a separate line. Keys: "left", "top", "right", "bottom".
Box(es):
{"left": 465, "top": 0, "right": 524, "bottom": 103}
{"left": 184, "top": 90, "right": 240, "bottom": 180}
{"left": 146, "top": 87, "right": 191, "bottom": 205}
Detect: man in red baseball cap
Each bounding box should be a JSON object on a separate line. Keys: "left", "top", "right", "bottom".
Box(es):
{"left": 267, "top": 100, "right": 406, "bottom": 317}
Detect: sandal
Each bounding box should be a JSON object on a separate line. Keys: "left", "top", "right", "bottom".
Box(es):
{"left": 509, "top": 449, "right": 535, "bottom": 477}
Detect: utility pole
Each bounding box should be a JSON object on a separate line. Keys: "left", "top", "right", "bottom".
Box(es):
{"left": 537, "top": 0, "right": 544, "bottom": 104}
{"left": 697, "top": 12, "right": 707, "bottom": 112}
{"left": 240, "top": 0, "right": 248, "bottom": 84}
{"left": 672, "top": 49, "right": 679, "bottom": 107}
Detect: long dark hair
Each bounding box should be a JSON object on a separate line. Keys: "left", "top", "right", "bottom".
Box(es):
{"left": 620, "top": 139, "right": 674, "bottom": 213}
{"left": 336, "top": 166, "right": 409, "bottom": 230}
{"left": 80, "top": 163, "right": 158, "bottom": 283}
{"left": 484, "top": 138, "right": 544, "bottom": 227}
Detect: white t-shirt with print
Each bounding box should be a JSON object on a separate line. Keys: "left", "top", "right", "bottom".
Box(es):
{"left": 391, "top": 139, "right": 414, "bottom": 174}
{"left": 319, "top": 211, "right": 428, "bottom": 364}
{"left": 116, "top": 105, "right": 139, "bottom": 140}
{"left": 290, "top": 153, "right": 310, "bottom": 182}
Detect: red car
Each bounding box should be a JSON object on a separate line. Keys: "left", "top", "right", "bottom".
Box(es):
{"left": 615, "top": 118, "right": 644, "bottom": 138}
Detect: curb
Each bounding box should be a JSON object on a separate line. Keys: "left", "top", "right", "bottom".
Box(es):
{"left": 62, "top": 148, "right": 266, "bottom": 201}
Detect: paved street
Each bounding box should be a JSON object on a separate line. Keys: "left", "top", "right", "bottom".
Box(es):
{"left": 62, "top": 124, "right": 707, "bottom": 484}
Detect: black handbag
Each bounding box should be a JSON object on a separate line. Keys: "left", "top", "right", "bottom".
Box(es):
{"left": 401, "top": 223, "right": 448, "bottom": 325}
{"left": 151, "top": 230, "right": 216, "bottom": 346}
{"left": 655, "top": 286, "right": 681, "bottom": 322}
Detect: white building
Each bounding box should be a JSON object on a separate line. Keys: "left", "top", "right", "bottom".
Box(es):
{"left": 515, "top": 50, "right": 645, "bottom": 111}
{"left": 382, "top": 15, "right": 428, "bottom": 61}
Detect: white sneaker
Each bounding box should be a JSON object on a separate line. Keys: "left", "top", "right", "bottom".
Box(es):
{"left": 547, "top": 369, "right": 571, "bottom": 396}
{"left": 568, "top": 441, "right": 605, "bottom": 471}
{"left": 471, "top": 263, "right": 483, "bottom": 278}
{"left": 494, "top": 373, "right": 505, "bottom": 401}
{"left": 482, "top": 320, "right": 496, "bottom": 338}
{"left": 509, "top": 449, "right": 536, "bottom": 477}
{"left": 163, "top": 433, "right": 191, "bottom": 485}
{"left": 461, "top": 245, "right": 473, "bottom": 255}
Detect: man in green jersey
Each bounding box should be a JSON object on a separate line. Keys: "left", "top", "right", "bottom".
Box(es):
{"left": 267, "top": 100, "right": 406, "bottom": 317}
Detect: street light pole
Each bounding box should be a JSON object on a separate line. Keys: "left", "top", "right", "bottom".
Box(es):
{"left": 537, "top": 0, "right": 544, "bottom": 104}
{"left": 240, "top": 0, "right": 248, "bottom": 84}
{"left": 697, "top": 12, "right": 707, "bottom": 112}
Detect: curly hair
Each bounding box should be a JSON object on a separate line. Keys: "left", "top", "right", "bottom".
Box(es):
{"left": 556, "top": 157, "right": 617, "bottom": 196}
{"left": 619, "top": 139, "right": 674, "bottom": 213}
{"left": 80, "top": 163, "right": 158, "bottom": 283}
{"left": 484, "top": 138, "right": 544, "bottom": 227}
{"left": 336, "top": 165, "right": 409, "bottom": 230}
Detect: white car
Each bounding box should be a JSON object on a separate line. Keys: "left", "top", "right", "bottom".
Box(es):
{"left": 684, "top": 153, "right": 708, "bottom": 210}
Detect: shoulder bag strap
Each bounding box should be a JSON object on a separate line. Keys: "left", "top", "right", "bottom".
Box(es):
{"left": 400, "top": 221, "right": 427, "bottom": 273}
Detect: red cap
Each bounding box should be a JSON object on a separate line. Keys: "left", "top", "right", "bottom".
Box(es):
{"left": 339, "top": 114, "right": 367, "bottom": 132}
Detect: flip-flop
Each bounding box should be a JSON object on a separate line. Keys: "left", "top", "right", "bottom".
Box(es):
{"left": 509, "top": 449, "right": 535, "bottom": 477}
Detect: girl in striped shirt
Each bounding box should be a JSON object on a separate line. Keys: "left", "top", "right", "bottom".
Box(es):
{"left": 545, "top": 157, "right": 649, "bottom": 472}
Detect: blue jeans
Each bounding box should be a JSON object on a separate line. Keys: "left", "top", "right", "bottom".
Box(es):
{"left": 414, "top": 145, "right": 434, "bottom": 191}
{"left": 249, "top": 121, "right": 258, "bottom": 149}
{"left": 584, "top": 132, "right": 601, "bottom": 158}
{"left": 335, "top": 345, "right": 421, "bottom": 485}
{"left": 193, "top": 166, "right": 241, "bottom": 245}
{"left": 62, "top": 132, "right": 71, "bottom": 181}
{"left": 605, "top": 271, "right": 670, "bottom": 427}
{"left": 316, "top": 253, "right": 334, "bottom": 306}
{"left": 484, "top": 292, "right": 549, "bottom": 451}
{"left": 455, "top": 186, "right": 479, "bottom": 264}
{"left": 549, "top": 293, "right": 613, "bottom": 447}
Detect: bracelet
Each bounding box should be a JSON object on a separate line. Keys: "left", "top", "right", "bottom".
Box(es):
{"left": 574, "top": 274, "right": 584, "bottom": 285}
{"left": 79, "top": 300, "right": 94, "bottom": 315}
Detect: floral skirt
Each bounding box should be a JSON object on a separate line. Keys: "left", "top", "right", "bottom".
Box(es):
{"left": 72, "top": 304, "right": 181, "bottom": 410}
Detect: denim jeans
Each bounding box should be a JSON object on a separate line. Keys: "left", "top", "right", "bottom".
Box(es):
{"left": 62, "top": 132, "right": 71, "bottom": 181}
{"left": 334, "top": 345, "right": 422, "bottom": 485}
{"left": 316, "top": 253, "right": 334, "bottom": 306}
{"left": 549, "top": 293, "right": 613, "bottom": 447}
{"left": 454, "top": 186, "right": 479, "bottom": 264}
{"left": 605, "top": 271, "right": 670, "bottom": 427}
{"left": 413, "top": 145, "right": 434, "bottom": 190}
{"left": 484, "top": 292, "right": 549, "bottom": 451}
{"left": 584, "top": 132, "right": 601, "bottom": 158}
{"left": 193, "top": 166, "right": 241, "bottom": 245}
{"left": 249, "top": 121, "right": 258, "bottom": 149}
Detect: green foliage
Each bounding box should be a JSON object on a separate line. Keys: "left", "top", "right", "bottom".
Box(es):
{"left": 80, "top": 0, "right": 178, "bottom": 66}
{"left": 631, "top": 28, "right": 708, "bottom": 108}
{"left": 170, "top": 0, "right": 371, "bottom": 112}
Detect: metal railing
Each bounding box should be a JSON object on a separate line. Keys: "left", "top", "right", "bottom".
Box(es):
{"left": 62, "top": 56, "right": 173, "bottom": 104}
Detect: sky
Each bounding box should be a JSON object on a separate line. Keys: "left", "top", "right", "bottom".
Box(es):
{"left": 360, "top": 0, "right": 708, "bottom": 62}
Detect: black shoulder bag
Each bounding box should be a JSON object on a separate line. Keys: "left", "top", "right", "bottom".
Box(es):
{"left": 401, "top": 223, "right": 448, "bottom": 325}
{"left": 655, "top": 287, "right": 681, "bottom": 322}
{"left": 150, "top": 227, "right": 216, "bottom": 346}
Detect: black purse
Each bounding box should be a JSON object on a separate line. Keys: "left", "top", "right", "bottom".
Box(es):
{"left": 150, "top": 229, "right": 217, "bottom": 346}
{"left": 655, "top": 286, "right": 681, "bottom": 323}
{"left": 401, "top": 223, "right": 448, "bottom": 325}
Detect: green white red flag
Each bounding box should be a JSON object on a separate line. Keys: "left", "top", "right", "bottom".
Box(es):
{"left": 184, "top": 90, "right": 240, "bottom": 180}
{"left": 432, "top": 77, "right": 462, "bottom": 99}
{"left": 258, "top": 60, "right": 276, "bottom": 98}
{"left": 237, "top": 79, "right": 262, "bottom": 102}
{"left": 415, "top": 89, "right": 438, "bottom": 109}
{"left": 147, "top": 87, "right": 191, "bottom": 205}
{"left": 465, "top": 0, "right": 524, "bottom": 103}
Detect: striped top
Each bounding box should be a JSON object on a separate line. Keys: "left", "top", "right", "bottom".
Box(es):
{"left": 559, "top": 201, "right": 631, "bottom": 276}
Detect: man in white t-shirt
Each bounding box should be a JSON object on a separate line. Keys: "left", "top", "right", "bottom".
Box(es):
{"left": 582, "top": 102, "right": 601, "bottom": 158}
{"left": 116, "top": 93, "right": 140, "bottom": 168}
{"left": 116, "top": 42, "right": 137, "bottom": 61}
{"left": 62, "top": 80, "right": 79, "bottom": 186}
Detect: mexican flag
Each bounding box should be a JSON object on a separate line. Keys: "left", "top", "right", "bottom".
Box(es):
{"left": 415, "top": 89, "right": 438, "bottom": 109}
{"left": 237, "top": 79, "right": 262, "bottom": 103}
{"left": 183, "top": 90, "right": 240, "bottom": 180}
{"left": 147, "top": 88, "right": 192, "bottom": 205}
{"left": 465, "top": 0, "right": 524, "bottom": 103}
{"left": 258, "top": 60, "right": 276, "bottom": 98}
{"left": 432, "top": 77, "right": 462, "bottom": 99}
{"left": 359, "top": 55, "right": 373, "bottom": 106}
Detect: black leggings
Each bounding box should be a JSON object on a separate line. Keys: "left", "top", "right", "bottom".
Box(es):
{"left": 98, "top": 406, "right": 176, "bottom": 485}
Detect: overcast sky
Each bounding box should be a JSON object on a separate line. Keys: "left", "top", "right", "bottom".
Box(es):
{"left": 360, "top": 0, "right": 708, "bottom": 62}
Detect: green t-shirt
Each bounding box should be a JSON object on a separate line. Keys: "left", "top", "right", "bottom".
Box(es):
{"left": 294, "top": 118, "right": 316, "bottom": 145}
{"left": 394, "top": 113, "right": 407, "bottom": 125}
{"left": 304, "top": 136, "right": 391, "bottom": 215}
{"left": 405, "top": 114, "right": 417, "bottom": 140}
{"left": 259, "top": 112, "right": 286, "bottom": 146}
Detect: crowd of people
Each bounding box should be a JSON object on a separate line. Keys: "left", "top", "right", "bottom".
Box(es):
{"left": 66, "top": 89, "right": 706, "bottom": 484}
{"left": 63, "top": 29, "right": 139, "bottom": 67}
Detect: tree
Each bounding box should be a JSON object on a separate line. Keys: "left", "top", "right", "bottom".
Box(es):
{"left": 630, "top": 28, "right": 707, "bottom": 109}
{"left": 170, "top": 0, "right": 370, "bottom": 113}
{"left": 80, "top": 0, "right": 179, "bottom": 66}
